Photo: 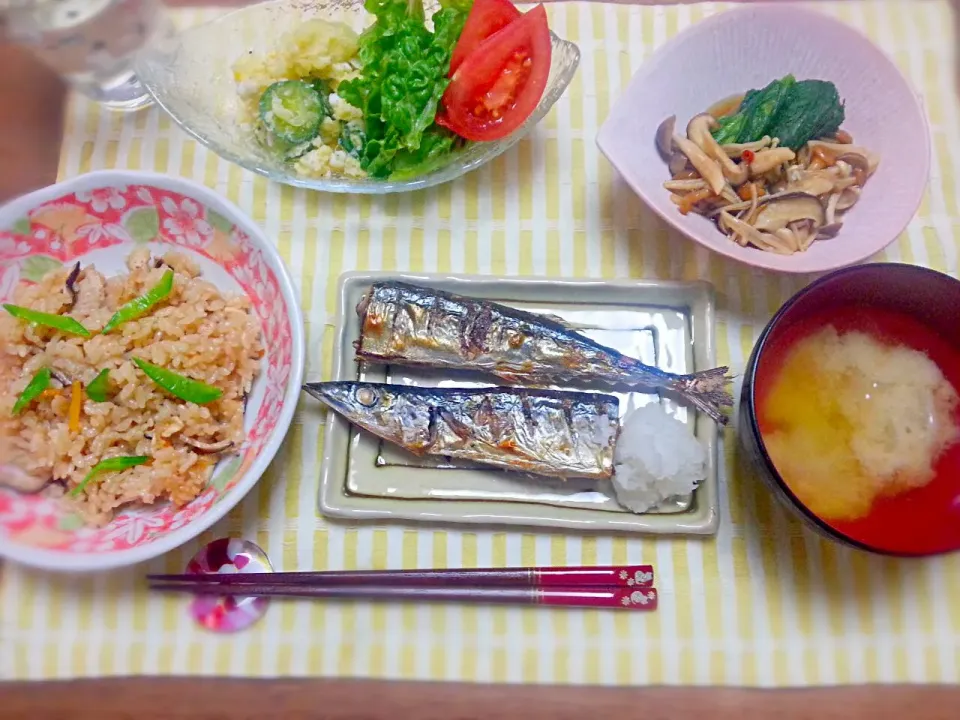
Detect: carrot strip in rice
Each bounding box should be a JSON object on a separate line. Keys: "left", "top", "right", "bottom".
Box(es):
{"left": 68, "top": 381, "right": 82, "bottom": 433}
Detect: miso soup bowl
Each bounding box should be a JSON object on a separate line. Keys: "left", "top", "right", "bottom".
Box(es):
{"left": 739, "top": 263, "right": 960, "bottom": 556}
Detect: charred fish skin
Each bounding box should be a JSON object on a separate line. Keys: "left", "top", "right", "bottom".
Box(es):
{"left": 303, "top": 381, "right": 620, "bottom": 480}
{"left": 355, "top": 281, "right": 733, "bottom": 424}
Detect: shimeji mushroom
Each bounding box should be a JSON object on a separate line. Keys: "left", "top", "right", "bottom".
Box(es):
{"left": 686, "top": 114, "right": 749, "bottom": 186}
{"left": 656, "top": 99, "right": 879, "bottom": 255}
{"left": 655, "top": 116, "right": 690, "bottom": 177}
{"left": 808, "top": 141, "right": 880, "bottom": 176}
{"left": 720, "top": 136, "right": 773, "bottom": 158}
{"left": 822, "top": 187, "right": 862, "bottom": 237}
{"left": 663, "top": 179, "right": 710, "bottom": 192}
{"left": 0, "top": 464, "right": 48, "bottom": 493}
{"left": 785, "top": 167, "right": 840, "bottom": 197}
{"left": 837, "top": 152, "right": 872, "bottom": 176}
{"left": 835, "top": 186, "right": 861, "bottom": 211}
{"left": 719, "top": 210, "right": 789, "bottom": 253}
{"left": 749, "top": 147, "right": 797, "bottom": 177}
{"left": 672, "top": 133, "right": 726, "bottom": 194}
{"left": 182, "top": 437, "right": 235, "bottom": 454}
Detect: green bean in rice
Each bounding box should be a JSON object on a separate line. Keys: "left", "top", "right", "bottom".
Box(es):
{"left": 0, "top": 248, "right": 264, "bottom": 527}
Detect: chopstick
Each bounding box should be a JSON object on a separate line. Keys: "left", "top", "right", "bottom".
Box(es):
{"left": 148, "top": 564, "right": 654, "bottom": 589}
{"left": 148, "top": 582, "right": 659, "bottom": 611}
{"left": 147, "top": 565, "right": 658, "bottom": 611}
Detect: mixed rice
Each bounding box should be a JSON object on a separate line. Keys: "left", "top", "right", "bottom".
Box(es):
{"left": 0, "top": 249, "right": 263, "bottom": 526}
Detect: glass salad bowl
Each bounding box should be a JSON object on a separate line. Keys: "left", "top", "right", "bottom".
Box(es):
{"left": 135, "top": 0, "right": 580, "bottom": 194}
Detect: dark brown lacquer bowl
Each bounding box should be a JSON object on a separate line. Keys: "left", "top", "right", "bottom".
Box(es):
{"left": 739, "top": 263, "right": 960, "bottom": 556}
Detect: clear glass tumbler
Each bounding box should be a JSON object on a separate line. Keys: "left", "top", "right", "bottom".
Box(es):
{"left": 2, "top": 0, "right": 177, "bottom": 111}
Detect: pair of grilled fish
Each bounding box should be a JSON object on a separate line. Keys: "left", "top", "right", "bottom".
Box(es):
{"left": 304, "top": 282, "right": 732, "bottom": 481}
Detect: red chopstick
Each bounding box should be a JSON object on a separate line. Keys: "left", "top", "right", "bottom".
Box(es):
{"left": 147, "top": 564, "right": 654, "bottom": 589}
{"left": 147, "top": 565, "right": 657, "bottom": 611}
{"left": 148, "top": 581, "right": 659, "bottom": 611}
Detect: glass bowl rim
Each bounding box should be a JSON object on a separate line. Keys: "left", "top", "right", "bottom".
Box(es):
{"left": 135, "top": 2, "right": 581, "bottom": 194}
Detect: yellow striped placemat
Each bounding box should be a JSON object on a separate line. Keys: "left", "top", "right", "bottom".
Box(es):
{"left": 3, "top": 0, "right": 960, "bottom": 685}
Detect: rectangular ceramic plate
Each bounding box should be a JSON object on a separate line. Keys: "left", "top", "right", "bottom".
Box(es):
{"left": 317, "top": 272, "right": 720, "bottom": 535}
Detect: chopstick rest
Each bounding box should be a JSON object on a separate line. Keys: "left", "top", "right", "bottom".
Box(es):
{"left": 184, "top": 538, "right": 274, "bottom": 633}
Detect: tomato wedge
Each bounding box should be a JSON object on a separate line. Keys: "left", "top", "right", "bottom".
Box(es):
{"left": 438, "top": 4, "right": 552, "bottom": 143}
{"left": 448, "top": 0, "right": 521, "bottom": 77}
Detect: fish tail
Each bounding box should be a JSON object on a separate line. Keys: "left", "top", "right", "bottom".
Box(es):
{"left": 669, "top": 367, "right": 734, "bottom": 425}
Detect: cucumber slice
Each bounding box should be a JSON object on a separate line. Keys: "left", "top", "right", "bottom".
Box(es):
{"left": 309, "top": 78, "right": 334, "bottom": 117}
{"left": 258, "top": 80, "right": 324, "bottom": 145}
{"left": 284, "top": 140, "right": 315, "bottom": 161}
{"left": 338, "top": 121, "right": 365, "bottom": 160}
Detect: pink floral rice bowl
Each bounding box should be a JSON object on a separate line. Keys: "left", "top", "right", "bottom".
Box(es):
{"left": 0, "top": 171, "right": 304, "bottom": 572}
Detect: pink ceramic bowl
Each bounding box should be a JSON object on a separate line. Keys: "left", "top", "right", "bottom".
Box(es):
{"left": 0, "top": 171, "right": 305, "bottom": 572}
{"left": 597, "top": 4, "right": 929, "bottom": 274}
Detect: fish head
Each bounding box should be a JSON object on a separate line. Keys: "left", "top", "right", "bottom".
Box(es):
{"left": 302, "top": 382, "right": 434, "bottom": 452}
{"left": 303, "top": 381, "right": 390, "bottom": 418}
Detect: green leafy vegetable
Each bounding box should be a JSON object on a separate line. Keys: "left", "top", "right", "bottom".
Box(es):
{"left": 86, "top": 369, "right": 111, "bottom": 403}
{"left": 711, "top": 75, "right": 795, "bottom": 145}
{"left": 337, "top": 0, "right": 472, "bottom": 178}
{"left": 766, "top": 80, "right": 845, "bottom": 151}
{"left": 71, "top": 456, "right": 149, "bottom": 497}
{"left": 740, "top": 75, "right": 796, "bottom": 143}
{"left": 4, "top": 304, "right": 91, "bottom": 337}
{"left": 102, "top": 269, "right": 174, "bottom": 334}
{"left": 133, "top": 358, "right": 223, "bottom": 405}
{"left": 12, "top": 367, "right": 51, "bottom": 415}
{"left": 388, "top": 130, "right": 463, "bottom": 180}
{"left": 710, "top": 75, "right": 845, "bottom": 151}
{"left": 710, "top": 113, "right": 743, "bottom": 147}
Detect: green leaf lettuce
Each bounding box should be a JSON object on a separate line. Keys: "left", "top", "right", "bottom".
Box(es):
{"left": 337, "top": 0, "right": 471, "bottom": 178}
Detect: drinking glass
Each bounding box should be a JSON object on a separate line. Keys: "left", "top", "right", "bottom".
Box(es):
{"left": 2, "top": 0, "right": 177, "bottom": 111}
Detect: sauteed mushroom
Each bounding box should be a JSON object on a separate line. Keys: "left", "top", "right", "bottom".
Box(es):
{"left": 835, "top": 186, "right": 861, "bottom": 211}
{"left": 786, "top": 169, "right": 837, "bottom": 197}
{"left": 687, "top": 114, "right": 749, "bottom": 186}
{"left": 64, "top": 262, "right": 81, "bottom": 310}
{"left": 655, "top": 116, "right": 689, "bottom": 177}
{"left": 182, "top": 437, "right": 235, "bottom": 454}
{"left": 753, "top": 193, "right": 826, "bottom": 234}
{"left": 0, "top": 464, "right": 47, "bottom": 493}
{"left": 808, "top": 141, "right": 880, "bottom": 176}
{"left": 721, "top": 136, "right": 773, "bottom": 158}
{"left": 656, "top": 86, "right": 879, "bottom": 254}
{"left": 655, "top": 115, "right": 676, "bottom": 161}
{"left": 749, "top": 147, "right": 796, "bottom": 176}
{"left": 673, "top": 134, "right": 725, "bottom": 195}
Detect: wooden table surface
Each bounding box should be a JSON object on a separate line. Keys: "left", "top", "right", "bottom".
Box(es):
{"left": 2, "top": 1, "right": 960, "bottom": 716}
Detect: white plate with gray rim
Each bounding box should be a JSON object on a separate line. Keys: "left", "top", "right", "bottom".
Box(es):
{"left": 316, "top": 271, "right": 720, "bottom": 535}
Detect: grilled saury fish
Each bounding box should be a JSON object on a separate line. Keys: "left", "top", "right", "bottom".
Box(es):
{"left": 304, "top": 382, "right": 620, "bottom": 480}
{"left": 355, "top": 281, "right": 733, "bottom": 424}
